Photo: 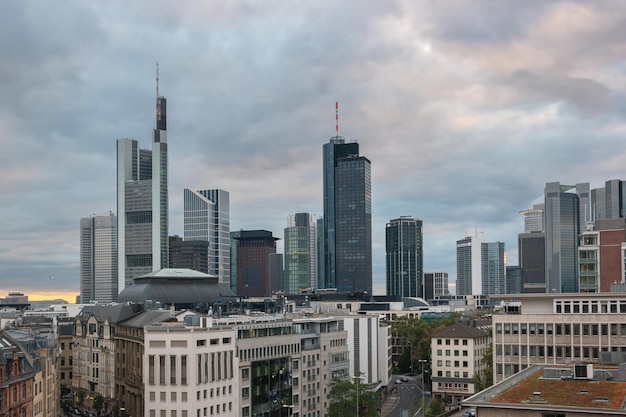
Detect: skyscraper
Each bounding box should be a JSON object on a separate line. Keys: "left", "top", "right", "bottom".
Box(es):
{"left": 284, "top": 213, "right": 319, "bottom": 295}
{"left": 183, "top": 189, "right": 230, "bottom": 284}
{"left": 544, "top": 182, "right": 582, "bottom": 293}
{"left": 235, "top": 230, "right": 279, "bottom": 297}
{"left": 385, "top": 216, "right": 423, "bottom": 298}
{"left": 116, "top": 80, "right": 168, "bottom": 292}
{"left": 456, "top": 228, "right": 484, "bottom": 296}
{"left": 481, "top": 241, "right": 506, "bottom": 295}
{"left": 80, "top": 212, "right": 118, "bottom": 303}
{"left": 322, "top": 133, "right": 372, "bottom": 295}
{"left": 423, "top": 272, "right": 449, "bottom": 300}
{"left": 518, "top": 204, "right": 546, "bottom": 293}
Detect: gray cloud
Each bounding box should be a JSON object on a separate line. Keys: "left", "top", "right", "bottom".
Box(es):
{"left": 1, "top": 1, "right": 626, "bottom": 298}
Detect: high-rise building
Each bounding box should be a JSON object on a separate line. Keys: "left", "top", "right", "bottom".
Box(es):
{"left": 235, "top": 230, "right": 279, "bottom": 297}
{"left": 423, "top": 272, "right": 449, "bottom": 300}
{"left": 544, "top": 182, "right": 583, "bottom": 293}
{"left": 456, "top": 228, "right": 484, "bottom": 296}
{"left": 284, "top": 213, "right": 319, "bottom": 295}
{"left": 79, "top": 212, "right": 118, "bottom": 303}
{"left": 168, "top": 235, "right": 209, "bottom": 273}
{"left": 481, "top": 241, "right": 506, "bottom": 295}
{"left": 322, "top": 135, "right": 372, "bottom": 295}
{"left": 116, "top": 84, "right": 168, "bottom": 292}
{"left": 183, "top": 189, "right": 230, "bottom": 284}
{"left": 518, "top": 204, "right": 546, "bottom": 293}
{"left": 385, "top": 216, "right": 423, "bottom": 298}
{"left": 230, "top": 230, "right": 241, "bottom": 293}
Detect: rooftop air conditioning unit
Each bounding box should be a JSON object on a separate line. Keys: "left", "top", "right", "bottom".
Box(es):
{"left": 574, "top": 364, "right": 593, "bottom": 380}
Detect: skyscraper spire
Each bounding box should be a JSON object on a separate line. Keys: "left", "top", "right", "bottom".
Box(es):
{"left": 335, "top": 101, "right": 339, "bottom": 138}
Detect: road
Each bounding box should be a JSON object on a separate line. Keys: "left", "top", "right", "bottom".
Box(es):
{"left": 385, "top": 375, "right": 429, "bottom": 417}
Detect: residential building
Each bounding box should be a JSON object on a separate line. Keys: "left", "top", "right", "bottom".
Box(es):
{"left": 235, "top": 230, "right": 279, "bottom": 297}
{"left": 116, "top": 87, "right": 168, "bottom": 292}
{"left": 284, "top": 213, "right": 319, "bottom": 295}
{"left": 169, "top": 235, "right": 209, "bottom": 273}
{"left": 0, "top": 333, "right": 36, "bottom": 417}
{"left": 423, "top": 272, "right": 449, "bottom": 301}
{"left": 183, "top": 189, "right": 231, "bottom": 284}
{"left": 431, "top": 323, "right": 491, "bottom": 410}
{"left": 456, "top": 228, "right": 484, "bottom": 296}
{"left": 492, "top": 292, "right": 626, "bottom": 383}
{"left": 578, "top": 218, "right": 626, "bottom": 292}
{"left": 322, "top": 135, "right": 372, "bottom": 295}
{"left": 342, "top": 314, "right": 383, "bottom": 386}
{"left": 79, "top": 212, "right": 118, "bottom": 303}
{"left": 73, "top": 304, "right": 142, "bottom": 411}
{"left": 386, "top": 216, "right": 423, "bottom": 298}
{"left": 58, "top": 320, "right": 74, "bottom": 389}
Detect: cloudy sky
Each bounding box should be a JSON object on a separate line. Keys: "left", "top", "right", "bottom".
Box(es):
{"left": 2, "top": 1, "right": 626, "bottom": 301}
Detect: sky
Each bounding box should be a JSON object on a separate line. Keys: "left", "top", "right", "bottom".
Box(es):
{"left": 2, "top": 1, "right": 626, "bottom": 302}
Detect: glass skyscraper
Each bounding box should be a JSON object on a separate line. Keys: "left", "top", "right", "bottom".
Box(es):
{"left": 322, "top": 136, "right": 372, "bottom": 295}
{"left": 385, "top": 216, "right": 423, "bottom": 298}
{"left": 183, "top": 189, "right": 230, "bottom": 284}
{"left": 80, "top": 212, "right": 118, "bottom": 303}
{"left": 284, "top": 213, "right": 319, "bottom": 295}
{"left": 544, "top": 182, "right": 582, "bottom": 293}
{"left": 116, "top": 91, "right": 168, "bottom": 292}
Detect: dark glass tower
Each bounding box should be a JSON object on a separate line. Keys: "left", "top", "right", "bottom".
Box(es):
{"left": 385, "top": 216, "right": 423, "bottom": 298}
{"left": 322, "top": 136, "right": 372, "bottom": 295}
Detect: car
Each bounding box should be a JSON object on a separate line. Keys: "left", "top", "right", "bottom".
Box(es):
{"left": 469, "top": 409, "right": 477, "bottom": 417}
{"left": 462, "top": 412, "right": 470, "bottom": 417}
{"left": 395, "top": 379, "right": 402, "bottom": 384}
{"left": 405, "top": 372, "right": 417, "bottom": 377}
{"left": 401, "top": 376, "right": 409, "bottom": 382}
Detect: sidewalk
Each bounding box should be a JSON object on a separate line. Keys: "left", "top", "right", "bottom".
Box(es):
{"left": 380, "top": 389, "right": 400, "bottom": 416}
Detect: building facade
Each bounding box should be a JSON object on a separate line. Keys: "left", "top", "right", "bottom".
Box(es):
{"left": 456, "top": 228, "right": 484, "bottom": 296}
{"left": 284, "top": 213, "right": 319, "bottom": 295}
{"left": 481, "top": 241, "right": 506, "bottom": 296}
{"left": 492, "top": 293, "right": 626, "bottom": 383}
{"left": 431, "top": 323, "right": 491, "bottom": 409}
{"left": 183, "top": 189, "right": 231, "bottom": 284}
{"left": 116, "top": 90, "right": 168, "bottom": 292}
{"left": 385, "top": 217, "right": 423, "bottom": 298}
{"left": 423, "top": 272, "right": 449, "bottom": 301}
{"left": 80, "top": 212, "right": 118, "bottom": 303}
{"left": 169, "top": 235, "right": 209, "bottom": 274}
{"left": 235, "top": 230, "right": 279, "bottom": 297}
{"left": 322, "top": 136, "right": 372, "bottom": 295}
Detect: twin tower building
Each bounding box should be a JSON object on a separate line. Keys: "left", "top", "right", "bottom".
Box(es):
{"left": 80, "top": 89, "right": 376, "bottom": 303}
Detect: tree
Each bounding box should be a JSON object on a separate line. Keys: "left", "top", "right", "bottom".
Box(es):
{"left": 472, "top": 343, "right": 493, "bottom": 391}
{"left": 328, "top": 376, "right": 378, "bottom": 417}
{"left": 93, "top": 394, "right": 105, "bottom": 415}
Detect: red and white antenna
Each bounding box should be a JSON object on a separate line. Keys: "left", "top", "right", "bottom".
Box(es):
{"left": 335, "top": 101, "right": 339, "bottom": 137}
{"left": 156, "top": 62, "right": 161, "bottom": 123}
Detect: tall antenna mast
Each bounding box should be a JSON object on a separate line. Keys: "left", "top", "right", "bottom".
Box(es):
{"left": 156, "top": 61, "right": 160, "bottom": 98}
{"left": 335, "top": 101, "right": 339, "bottom": 138}
{"left": 156, "top": 62, "right": 161, "bottom": 126}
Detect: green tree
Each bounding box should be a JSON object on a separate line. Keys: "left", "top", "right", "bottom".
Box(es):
{"left": 93, "top": 394, "right": 105, "bottom": 415}
{"left": 77, "top": 391, "right": 85, "bottom": 407}
{"left": 472, "top": 343, "right": 493, "bottom": 391}
{"left": 328, "top": 376, "right": 378, "bottom": 417}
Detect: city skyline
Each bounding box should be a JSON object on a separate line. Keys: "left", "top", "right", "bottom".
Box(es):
{"left": 2, "top": 2, "right": 626, "bottom": 301}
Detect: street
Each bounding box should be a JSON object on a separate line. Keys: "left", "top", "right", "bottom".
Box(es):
{"left": 385, "top": 375, "right": 429, "bottom": 417}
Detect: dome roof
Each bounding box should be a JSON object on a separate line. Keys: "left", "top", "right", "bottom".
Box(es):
{"left": 117, "top": 268, "right": 237, "bottom": 306}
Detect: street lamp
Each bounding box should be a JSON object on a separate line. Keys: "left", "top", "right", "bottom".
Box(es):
{"left": 354, "top": 374, "right": 362, "bottom": 417}
{"left": 418, "top": 359, "right": 427, "bottom": 389}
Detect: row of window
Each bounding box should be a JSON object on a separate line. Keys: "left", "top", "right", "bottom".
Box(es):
{"left": 496, "top": 322, "right": 626, "bottom": 337}
{"left": 554, "top": 299, "right": 626, "bottom": 314}
{"left": 495, "top": 344, "right": 615, "bottom": 359}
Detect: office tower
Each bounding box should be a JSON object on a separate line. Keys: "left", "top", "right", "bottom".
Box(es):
{"left": 117, "top": 84, "right": 168, "bottom": 292}
{"left": 322, "top": 134, "right": 372, "bottom": 295}
{"left": 79, "top": 212, "right": 118, "bottom": 303}
{"left": 269, "top": 253, "right": 284, "bottom": 294}
{"left": 235, "top": 230, "right": 278, "bottom": 297}
{"left": 578, "top": 218, "right": 626, "bottom": 292}
{"left": 518, "top": 204, "right": 546, "bottom": 293}
{"left": 604, "top": 179, "right": 623, "bottom": 219}
{"left": 481, "top": 241, "right": 506, "bottom": 295}
{"left": 284, "top": 213, "right": 319, "bottom": 295}
{"left": 183, "top": 189, "right": 230, "bottom": 284}
{"left": 168, "top": 235, "right": 209, "bottom": 273}
{"left": 230, "top": 230, "right": 240, "bottom": 293}
{"left": 544, "top": 182, "right": 583, "bottom": 293}
{"left": 423, "top": 272, "right": 449, "bottom": 300}
{"left": 316, "top": 217, "right": 324, "bottom": 290}
{"left": 506, "top": 266, "right": 523, "bottom": 294}
{"left": 385, "top": 216, "right": 423, "bottom": 298}
{"left": 456, "top": 228, "right": 484, "bottom": 296}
